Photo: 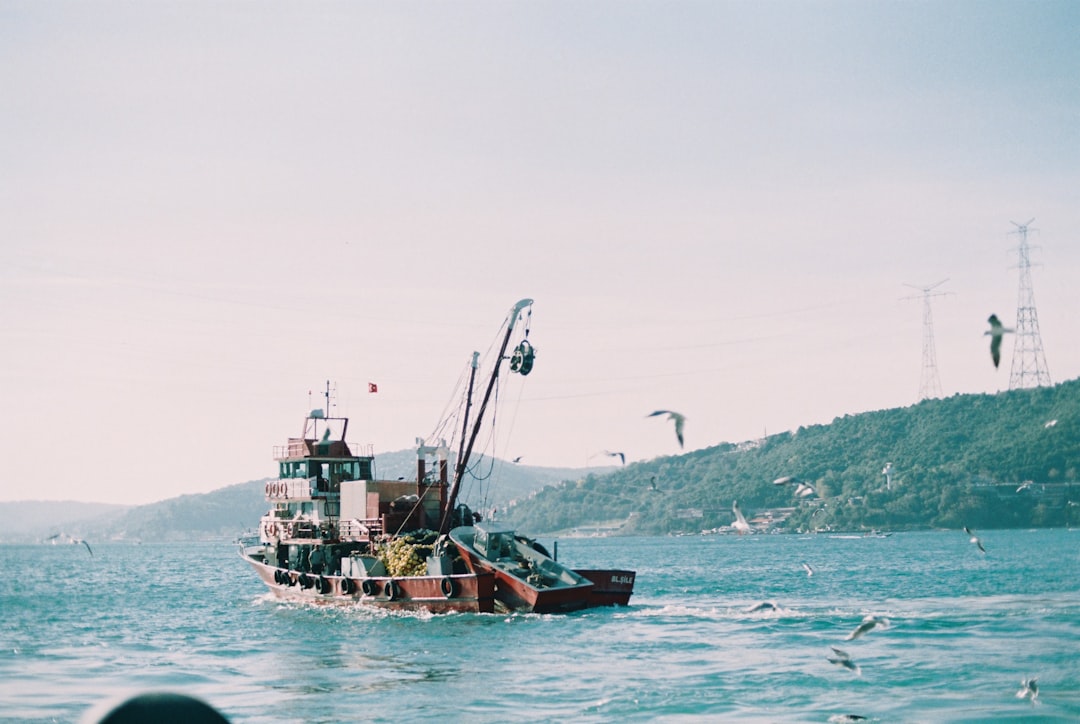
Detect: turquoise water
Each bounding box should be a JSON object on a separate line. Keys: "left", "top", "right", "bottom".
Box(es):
{"left": 1, "top": 529, "right": 1078, "bottom": 722}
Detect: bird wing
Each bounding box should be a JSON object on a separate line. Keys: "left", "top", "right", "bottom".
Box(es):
{"left": 846, "top": 621, "right": 872, "bottom": 640}
{"left": 672, "top": 414, "right": 685, "bottom": 447}
{"left": 991, "top": 334, "right": 1002, "bottom": 367}
{"left": 732, "top": 501, "right": 748, "bottom": 526}
{"left": 81, "top": 540, "right": 93, "bottom": 556}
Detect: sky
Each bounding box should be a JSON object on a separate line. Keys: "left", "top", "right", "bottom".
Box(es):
{"left": 2, "top": 1, "right": 1078, "bottom": 505}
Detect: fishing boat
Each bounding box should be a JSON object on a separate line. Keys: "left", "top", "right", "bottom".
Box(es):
{"left": 240, "top": 298, "right": 636, "bottom": 613}
{"left": 239, "top": 400, "right": 496, "bottom": 613}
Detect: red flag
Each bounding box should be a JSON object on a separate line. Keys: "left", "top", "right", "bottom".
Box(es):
{"left": 368, "top": 382, "right": 378, "bottom": 393}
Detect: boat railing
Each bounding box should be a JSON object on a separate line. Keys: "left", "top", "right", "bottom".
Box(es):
{"left": 339, "top": 517, "right": 383, "bottom": 541}
{"left": 265, "top": 477, "right": 318, "bottom": 500}
{"left": 273, "top": 441, "right": 376, "bottom": 460}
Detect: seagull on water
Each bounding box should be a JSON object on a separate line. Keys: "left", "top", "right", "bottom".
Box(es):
{"left": 846, "top": 614, "right": 889, "bottom": 640}
{"left": 1016, "top": 677, "right": 1038, "bottom": 704}
{"left": 603, "top": 450, "right": 626, "bottom": 465}
{"left": 985, "top": 314, "right": 1014, "bottom": 369}
{"left": 46, "top": 533, "right": 93, "bottom": 556}
{"left": 1016, "top": 480, "right": 1034, "bottom": 493}
{"left": 827, "top": 646, "right": 861, "bottom": 676}
{"left": 745, "top": 600, "right": 780, "bottom": 613}
{"left": 647, "top": 410, "right": 685, "bottom": 448}
{"left": 731, "top": 500, "right": 751, "bottom": 534}
{"left": 649, "top": 476, "right": 658, "bottom": 491}
{"left": 963, "top": 526, "right": 986, "bottom": 553}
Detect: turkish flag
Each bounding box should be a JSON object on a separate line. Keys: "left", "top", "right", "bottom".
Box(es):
{"left": 368, "top": 382, "right": 378, "bottom": 393}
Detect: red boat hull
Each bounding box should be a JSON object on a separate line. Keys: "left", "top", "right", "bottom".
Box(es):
{"left": 574, "top": 569, "right": 636, "bottom": 607}
{"left": 243, "top": 551, "right": 495, "bottom": 613}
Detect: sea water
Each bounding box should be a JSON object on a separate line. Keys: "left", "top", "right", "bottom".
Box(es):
{"left": 1, "top": 529, "right": 1078, "bottom": 723}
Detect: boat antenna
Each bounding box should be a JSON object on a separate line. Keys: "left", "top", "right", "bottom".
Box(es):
{"left": 439, "top": 298, "right": 533, "bottom": 535}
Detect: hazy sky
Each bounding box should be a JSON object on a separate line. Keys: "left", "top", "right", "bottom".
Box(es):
{"left": 3, "top": 1, "right": 1078, "bottom": 505}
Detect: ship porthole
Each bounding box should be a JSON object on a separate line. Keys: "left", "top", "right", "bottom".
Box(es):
{"left": 383, "top": 579, "right": 398, "bottom": 600}
{"left": 440, "top": 577, "right": 457, "bottom": 598}
{"left": 361, "top": 579, "right": 377, "bottom": 596}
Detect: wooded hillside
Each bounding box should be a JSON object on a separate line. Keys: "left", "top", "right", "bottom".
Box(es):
{"left": 502, "top": 378, "right": 1080, "bottom": 535}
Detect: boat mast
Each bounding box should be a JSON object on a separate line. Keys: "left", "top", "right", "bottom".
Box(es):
{"left": 439, "top": 298, "right": 533, "bottom": 535}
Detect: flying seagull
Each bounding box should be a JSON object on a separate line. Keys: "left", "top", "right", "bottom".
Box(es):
{"left": 963, "top": 526, "right": 986, "bottom": 553}
{"left": 512, "top": 456, "right": 523, "bottom": 463}
{"left": 774, "top": 476, "right": 815, "bottom": 497}
{"left": 1016, "top": 677, "right": 1038, "bottom": 704}
{"left": 846, "top": 614, "right": 889, "bottom": 640}
{"left": 647, "top": 410, "right": 685, "bottom": 448}
{"left": 731, "top": 500, "right": 751, "bottom": 534}
{"left": 802, "top": 562, "right": 815, "bottom": 577}
{"left": 985, "top": 314, "right": 1014, "bottom": 369}
{"left": 827, "top": 646, "right": 861, "bottom": 676}
{"left": 46, "top": 533, "right": 93, "bottom": 556}
{"left": 1016, "top": 480, "right": 1034, "bottom": 493}
{"left": 603, "top": 450, "right": 626, "bottom": 465}
{"left": 649, "top": 476, "right": 658, "bottom": 491}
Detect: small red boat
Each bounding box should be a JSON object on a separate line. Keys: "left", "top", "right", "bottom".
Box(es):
{"left": 450, "top": 525, "right": 595, "bottom": 613}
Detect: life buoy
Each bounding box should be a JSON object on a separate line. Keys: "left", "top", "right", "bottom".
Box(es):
{"left": 266, "top": 522, "right": 278, "bottom": 537}
{"left": 361, "top": 579, "right": 377, "bottom": 596}
{"left": 264, "top": 481, "right": 272, "bottom": 496}
{"left": 340, "top": 578, "right": 354, "bottom": 595}
{"left": 440, "top": 576, "right": 457, "bottom": 598}
{"left": 383, "top": 579, "right": 398, "bottom": 600}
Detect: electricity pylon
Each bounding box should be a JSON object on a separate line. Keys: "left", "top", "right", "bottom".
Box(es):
{"left": 902, "top": 279, "right": 952, "bottom": 401}
{"left": 1007, "top": 219, "right": 1051, "bottom": 389}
